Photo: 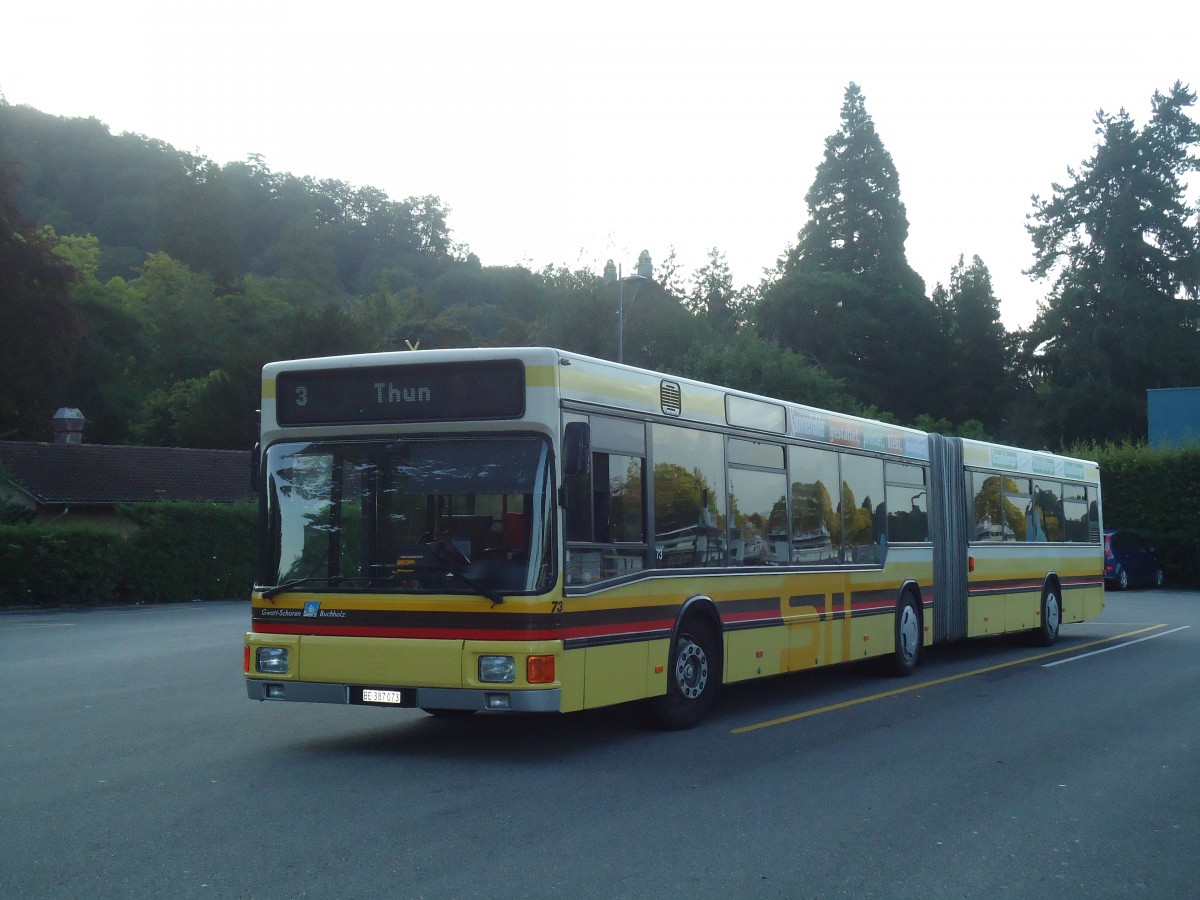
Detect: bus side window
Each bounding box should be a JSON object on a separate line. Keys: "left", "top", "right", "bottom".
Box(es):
{"left": 564, "top": 462, "right": 592, "bottom": 542}
{"left": 565, "top": 451, "right": 646, "bottom": 584}
{"left": 973, "top": 474, "right": 1008, "bottom": 542}
{"left": 839, "top": 453, "right": 885, "bottom": 563}
{"left": 789, "top": 445, "right": 840, "bottom": 564}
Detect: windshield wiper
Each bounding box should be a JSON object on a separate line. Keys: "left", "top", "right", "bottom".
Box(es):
{"left": 259, "top": 576, "right": 341, "bottom": 599}
{"left": 445, "top": 570, "right": 506, "bottom": 607}
{"left": 420, "top": 540, "right": 506, "bottom": 606}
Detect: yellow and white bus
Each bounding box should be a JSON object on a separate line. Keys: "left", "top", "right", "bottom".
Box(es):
{"left": 244, "top": 347, "right": 1104, "bottom": 728}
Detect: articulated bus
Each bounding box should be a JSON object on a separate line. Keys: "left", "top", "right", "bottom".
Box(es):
{"left": 244, "top": 347, "right": 1104, "bottom": 728}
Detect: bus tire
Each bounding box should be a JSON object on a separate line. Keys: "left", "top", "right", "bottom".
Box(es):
{"left": 1031, "top": 584, "right": 1061, "bottom": 647}
{"left": 890, "top": 591, "right": 922, "bottom": 676}
{"left": 645, "top": 619, "right": 720, "bottom": 730}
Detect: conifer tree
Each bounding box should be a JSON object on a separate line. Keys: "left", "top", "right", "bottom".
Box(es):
{"left": 931, "top": 255, "right": 1012, "bottom": 430}
{"left": 687, "top": 247, "right": 739, "bottom": 330}
{"left": 1025, "top": 82, "right": 1200, "bottom": 443}
{"left": 757, "top": 84, "right": 939, "bottom": 421}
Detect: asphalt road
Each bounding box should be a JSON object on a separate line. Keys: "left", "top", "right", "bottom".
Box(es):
{"left": 2, "top": 590, "right": 1198, "bottom": 899}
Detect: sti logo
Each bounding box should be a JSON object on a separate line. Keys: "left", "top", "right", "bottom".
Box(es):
{"left": 303, "top": 601, "right": 321, "bottom": 617}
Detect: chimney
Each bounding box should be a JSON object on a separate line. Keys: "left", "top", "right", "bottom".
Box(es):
{"left": 636, "top": 250, "right": 653, "bottom": 279}
{"left": 52, "top": 408, "right": 85, "bottom": 445}
{"left": 602, "top": 259, "right": 617, "bottom": 284}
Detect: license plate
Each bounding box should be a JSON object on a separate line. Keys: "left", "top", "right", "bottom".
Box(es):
{"left": 361, "top": 689, "right": 405, "bottom": 704}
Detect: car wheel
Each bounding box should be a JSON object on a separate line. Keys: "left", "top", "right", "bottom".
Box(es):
{"left": 1117, "top": 569, "right": 1130, "bottom": 591}
{"left": 1154, "top": 567, "right": 1165, "bottom": 588}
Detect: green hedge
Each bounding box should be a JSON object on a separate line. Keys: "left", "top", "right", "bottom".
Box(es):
{"left": 0, "top": 501, "right": 257, "bottom": 608}
{"left": 0, "top": 524, "right": 127, "bottom": 607}
{"left": 1086, "top": 442, "right": 1200, "bottom": 588}
{"left": 119, "top": 501, "right": 258, "bottom": 603}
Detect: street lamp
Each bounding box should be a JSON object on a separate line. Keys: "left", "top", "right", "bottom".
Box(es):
{"left": 617, "top": 269, "right": 648, "bottom": 365}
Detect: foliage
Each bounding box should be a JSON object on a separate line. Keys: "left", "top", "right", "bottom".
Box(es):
{"left": 1, "top": 89, "right": 1198, "bottom": 465}
{"left": 0, "top": 502, "right": 257, "bottom": 607}
{"left": 681, "top": 331, "right": 857, "bottom": 413}
{"left": 1073, "top": 441, "right": 1200, "bottom": 586}
{"left": 1025, "top": 83, "right": 1200, "bottom": 444}
{"left": 686, "top": 247, "right": 742, "bottom": 329}
{"left": 0, "top": 166, "right": 84, "bottom": 440}
{"left": 0, "top": 498, "right": 36, "bottom": 525}
{"left": 0, "top": 524, "right": 128, "bottom": 606}
{"left": 756, "top": 84, "right": 943, "bottom": 422}
{"left": 930, "top": 255, "right": 1015, "bottom": 433}
{"left": 119, "top": 501, "right": 257, "bottom": 603}
{"left": 790, "top": 84, "right": 922, "bottom": 292}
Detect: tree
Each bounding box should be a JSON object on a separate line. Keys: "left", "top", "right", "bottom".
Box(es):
{"left": 790, "top": 84, "right": 923, "bottom": 294}
{"left": 756, "top": 83, "right": 938, "bottom": 421}
{"left": 1024, "top": 82, "right": 1200, "bottom": 444}
{"left": 686, "top": 247, "right": 740, "bottom": 331}
{"left": 654, "top": 245, "right": 687, "bottom": 298}
{"left": 0, "top": 166, "right": 82, "bottom": 439}
{"left": 930, "top": 255, "right": 1014, "bottom": 431}
{"left": 53, "top": 233, "right": 150, "bottom": 443}
{"left": 130, "top": 369, "right": 253, "bottom": 449}
{"left": 127, "top": 252, "right": 232, "bottom": 384}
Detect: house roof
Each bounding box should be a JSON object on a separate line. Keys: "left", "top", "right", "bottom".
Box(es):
{"left": 0, "top": 441, "right": 254, "bottom": 505}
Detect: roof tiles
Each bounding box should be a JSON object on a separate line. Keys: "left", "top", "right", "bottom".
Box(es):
{"left": 0, "top": 442, "right": 254, "bottom": 505}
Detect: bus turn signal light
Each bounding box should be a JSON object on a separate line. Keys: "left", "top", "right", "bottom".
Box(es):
{"left": 527, "top": 655, "right": 556, "bottom": 684}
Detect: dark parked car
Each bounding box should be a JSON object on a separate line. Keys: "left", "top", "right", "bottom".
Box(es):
{"left": 1103, "top": 529, "right": 1165, "bottom": 590}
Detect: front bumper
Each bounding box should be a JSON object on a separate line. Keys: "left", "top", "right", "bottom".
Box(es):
{"left": 246, "top": 678, "right": 562, "bottom": 712}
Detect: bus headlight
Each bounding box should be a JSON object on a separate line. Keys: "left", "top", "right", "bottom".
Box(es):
{"left": 478, "top": 655, "right": 515, "bottom": 683}
{"left": 256, "top": 647, "right": 289, "bottom": 674}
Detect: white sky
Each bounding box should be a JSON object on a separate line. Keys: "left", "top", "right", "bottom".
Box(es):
{"left": 4, "top": 1, "right": 1198, "bottom": 328}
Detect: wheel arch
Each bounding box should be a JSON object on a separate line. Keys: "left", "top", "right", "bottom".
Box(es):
{"left": 674, "top": 594, "right": 724, "bottom": 674}
{"left": 898, "top": 578, "right": 926, "bottom": 628}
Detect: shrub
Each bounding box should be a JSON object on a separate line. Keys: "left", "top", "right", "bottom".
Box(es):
{"left": 1078, "top": 442, "right": 1200, "bottom": 587}
{"left": 118, "top": 501, "right": 257, "bottom": 603}
{"left": 0, "top": 501, "right": 257, "bottom": 608}
{"left": 0, "top": 524, "right": 128, "bottom": 607}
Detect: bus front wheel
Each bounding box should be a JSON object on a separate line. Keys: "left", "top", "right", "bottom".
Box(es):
{"left": 645, "top": 620, "right": 720, "bottom": 730}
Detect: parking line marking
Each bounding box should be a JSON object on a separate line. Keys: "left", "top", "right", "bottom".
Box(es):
{"left": 1042, "top": 625, "right": 1190, "bottom": 667}
{"left": 730, "top": 625, "right": 1168, "bottom": 734}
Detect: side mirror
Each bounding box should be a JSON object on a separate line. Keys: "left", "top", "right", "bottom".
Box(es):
{"left": 562, "top": 421, "right": 591, "bottom": 478}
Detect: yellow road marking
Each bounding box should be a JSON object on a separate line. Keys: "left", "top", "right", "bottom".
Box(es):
{"left": 731, "top": 624, "right": 1168, "bottom": 734}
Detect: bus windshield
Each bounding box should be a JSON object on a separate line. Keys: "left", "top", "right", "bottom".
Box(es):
{"left": 260, "top": 436, "right": 554, "bottom": 596}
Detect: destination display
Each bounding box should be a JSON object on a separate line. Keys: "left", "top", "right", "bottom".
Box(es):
{"left": 275, "top": 359, "right": 526, "bottom": 425}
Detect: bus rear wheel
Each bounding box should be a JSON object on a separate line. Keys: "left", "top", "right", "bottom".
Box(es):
{"left": 1031, "top": 585, "right": 1061, "bottom": 647}
{"left": 645, "top": 620, "right": 720, "bottom": 730}
{"left": 890, "top": 592, "right": 922, "bottom": 676}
